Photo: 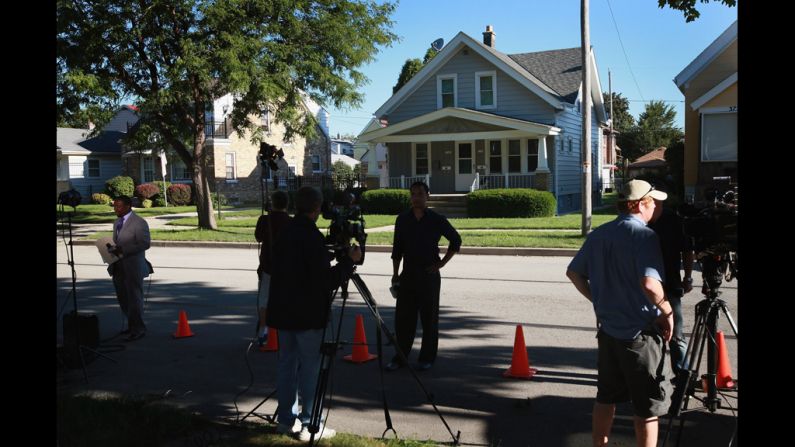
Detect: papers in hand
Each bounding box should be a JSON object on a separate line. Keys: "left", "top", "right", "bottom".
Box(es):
{"left": 95, "top": 236, "right": 121, "bottom": 264}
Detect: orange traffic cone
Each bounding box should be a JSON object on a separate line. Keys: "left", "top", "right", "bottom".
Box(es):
{"left": 503, "top": 325, "right": 537, "bottom": 379}
{"left": 259, "top": 328, "right": 279, "bottom": 352}
{"left": 344, "top": 314, "right": 377, "bottom": 363}
{"left": 715, "top": 330, "right": 736, "bottom": 389}
{"left": 173, "top": 310, "right": 195, "bottom": 338}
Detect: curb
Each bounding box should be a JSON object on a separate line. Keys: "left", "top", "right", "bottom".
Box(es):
{"left": 69, "top": 239, "right": 577, "bottom": 257}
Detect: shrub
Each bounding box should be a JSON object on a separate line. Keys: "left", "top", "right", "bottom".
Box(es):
{"left": 359, "top": 189, "right": 410, "bottom": 214}
{"left": 467, "top": 188, "right": 556, "bottom": 218}
{"left": 211, "top": 191, "right": 228, "bottom": 207}
{"left": 105, "top": 176, "right": 134, "bottom": 199}
{"left": 152, "top": 195, "right": 167, "bottom": 207}
{"left": 167, "top": 184, "right": 193, "bottom": 206}
{"left": 135, "top": 183, "right": 161, "bottom": 200}
{"left": 141, "top": 199, "right": 153, "bottom": 208}
{"left": 91, "top": 193, "right": 112, "bottom": 205}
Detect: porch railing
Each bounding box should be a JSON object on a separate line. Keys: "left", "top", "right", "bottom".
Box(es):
{"left": 387, "top": 174, "right": 430, "bottom": 189}
{"left": 475, "top": 173, "right": 536, "bottom": 190}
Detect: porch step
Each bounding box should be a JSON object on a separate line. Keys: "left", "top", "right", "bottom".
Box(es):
{"left": 427, "top": 194, "right": 467, "bottom": 217}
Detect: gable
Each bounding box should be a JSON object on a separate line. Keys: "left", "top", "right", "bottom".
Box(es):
{"left": 394, "top": 116, "right": 512, "bottom": 135}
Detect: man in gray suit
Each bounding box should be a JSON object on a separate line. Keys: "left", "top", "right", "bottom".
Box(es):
{"left": 108, "top": 195, "right": 152, "bottom": 341}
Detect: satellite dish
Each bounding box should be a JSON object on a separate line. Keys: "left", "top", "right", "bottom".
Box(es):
{"left": 431, "top": 38, "right": 444, "bottom": 51}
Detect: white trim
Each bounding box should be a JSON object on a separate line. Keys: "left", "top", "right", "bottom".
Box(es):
{"left": 455, "top": 141, "right": 476, "bottom": 191}
{"left": 358, "top": 107, "right": 561, "bottom": 143}
{"left": 699, "top": 106, "right": 737, "bottom": 115}
{"left": 225, "top": 152, "right": 237, "bottom": 180}
{"left": 475, "top": 70, "right": 497, "bottom": 110}
{"left": 436, "top": 74, "right": 458, "bottom": 109}
{"left": 674, "top": 20, "right": 737, "bottom": 89}
{"left": 374, "top": 32, "right": 563, "bottom": 117}
{"left": 691, "top": 72, "right": 738, "bottom": 110}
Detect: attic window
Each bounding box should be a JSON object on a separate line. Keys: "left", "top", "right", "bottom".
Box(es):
{"left": 436, "top": 74, "right": 457, "bottom": 108}
{"left": 475, "top": 71, "right": 496, "bottom": 109}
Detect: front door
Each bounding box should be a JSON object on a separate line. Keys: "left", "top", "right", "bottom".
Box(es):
{"left": 455, "top": 142, "right": 475, "bottom": 191}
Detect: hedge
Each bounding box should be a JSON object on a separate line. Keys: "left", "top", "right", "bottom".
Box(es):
{"left": 466, "top": 188, "right": 556, "bottom": 217}
{"left": 167, "top": 184, "right": 193, "bottom": 206}
{"left": 359, "top": 189, "right": 410, "bottom": 214}
{"left": 91, "top": 193, "right": 113, "bottom": 205}
{"left": 105, "top": 176, "right": 134, "bottom": 199}
{"left": 135, "top": 183, "right": 161, "bottom": 200}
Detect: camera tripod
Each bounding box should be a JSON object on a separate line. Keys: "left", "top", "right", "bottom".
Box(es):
{"left": 305, "top": 269, "right": 461, "bottom": 446}
{"left": 58, "top": 206, "right": 117, "bottom": 382}
{"left": 663, "top": 252, "right": 738, "bottom": 447}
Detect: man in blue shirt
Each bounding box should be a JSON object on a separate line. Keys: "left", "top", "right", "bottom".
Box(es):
{"left": 386, "top": 181, "right": 462, "bottom": 372}
{"left": 566, "top": 179, "right": 674, "bottom": 447}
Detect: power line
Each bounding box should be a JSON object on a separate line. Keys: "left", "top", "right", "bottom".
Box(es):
{"left": 604, "top": 0, "right": 645, "bottom": 102}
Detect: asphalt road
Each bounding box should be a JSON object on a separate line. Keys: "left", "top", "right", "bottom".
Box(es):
{"left": 57, "top": 244, "right": 739, "bottom": 446}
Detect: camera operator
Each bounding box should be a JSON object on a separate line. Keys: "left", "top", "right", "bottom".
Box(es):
{"left": 254, "top": 190, "right": 292, "bottom": 346}
{"left": 265, "top": 186, "right": 361, "bottom": 441}
{"left": 386, "top": 181, "right": 462, "bottom": 372}
{"left": 566, "top": 179, "right": 674, "bottom": 447}
{"left": 648, "top": 186, "right": 695, "bottom": 376}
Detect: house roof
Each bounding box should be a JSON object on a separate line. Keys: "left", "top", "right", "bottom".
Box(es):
{"left": 508, "top": 48, "right": 584, "bottom": 104}
{"left": 57, "top": 127, "right": 125, "bottom": 155}
{"left": 331, "top": 153, "right": 360, "bottom": 167}
{"left": 628, "top": 147, "right": 667, "bottom": 168}
{"left": 374, "top": 30, "right": 606, "bottom": 123}
{"left": 674, "top": 20, "right": 737, "bottom": 91}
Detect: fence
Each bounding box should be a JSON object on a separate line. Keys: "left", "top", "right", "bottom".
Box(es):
{"left": 387, "top": 174, "right": 430, "bottom": 189}
{"left": 472, "top": 173, "right": 536, "bottom": 190}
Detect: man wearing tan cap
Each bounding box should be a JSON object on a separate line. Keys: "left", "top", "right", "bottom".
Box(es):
{"left": 566, "top": 179, "right": 675, "bottom": 447}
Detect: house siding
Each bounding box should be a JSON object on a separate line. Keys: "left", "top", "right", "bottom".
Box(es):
{"left": 553, "top": 104, "right": 602, "bottom": 214}
{"left": 387, "top": 143, "right": 411, "bottom": 178}
{"left": 387, "top": 48, "right": 557, "bottom": 125}
{"left": 67, "top": 155, "right": 122, "bottom": 201}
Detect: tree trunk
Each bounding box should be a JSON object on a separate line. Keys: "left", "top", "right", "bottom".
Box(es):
{"left": 193, "top": 127, "right": 217, "bottom": 230}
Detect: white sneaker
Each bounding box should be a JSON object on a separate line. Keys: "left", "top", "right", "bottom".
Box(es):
{"left": 298, "top": 423, "right": 336, "bottom": 441}
{"left": 276, "top": 418, "right": 302, "bottom": 435}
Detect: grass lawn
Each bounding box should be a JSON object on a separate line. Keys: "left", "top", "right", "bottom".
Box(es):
{"left": 167, "top": 214, "right": 398, "bottom": 229}
{"left": 57, "top": 393, "right": 435, "bottom": 447}
{"left": 365, "top": 231, "right": 586, "bottom": 248}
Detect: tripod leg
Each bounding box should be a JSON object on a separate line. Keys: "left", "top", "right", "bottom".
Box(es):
{"left": 717, "top": 301, "right": 738, "bottom": 338}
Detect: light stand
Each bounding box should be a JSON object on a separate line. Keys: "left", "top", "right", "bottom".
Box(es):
{"left": 57, "top": 192, "right": 117, "bottom": 382}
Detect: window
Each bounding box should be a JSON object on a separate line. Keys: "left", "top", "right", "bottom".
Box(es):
{"left": 225, "top": 152, "right": 236, "bottom": 180}
{"left": 311, "top": 154, "right": 322, "bottom": 173}
{"left": 141, "top": 158, "right": 154, "bottom": 182}
{"left": 489, "top": 140, "right": 502, "bottom": 173}
{"left": 508, "top": 140, "right": 521, "bottom": 173}
{"left": 527, "top": 139, "right": 539, "bottom": 171}
{"left": 437, "top": 74, "right": 457, "bottom": 108}
{"left": 261, "top": 109, "right": 270, "bottom": 130}
{"left": 475, "top": 71, "right": 496, "bottom": 109}
{"left": 87, "top": 159, "right": 100, "bottom": 178}
{"left": 170, "top": 159, "right": 191, "bottom": 181}
{"left": 568, "top": 138, "right": 573, "bottom": 152}
{"left": 701, "top": 112, "right": 737, "bottom": 161}
{"left": 415, "top": 143, "right": 429, "bottom": 175}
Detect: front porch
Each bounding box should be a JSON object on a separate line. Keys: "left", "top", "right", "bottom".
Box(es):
{"left": 359, "top": 107, "right": 558, "bottom": 194}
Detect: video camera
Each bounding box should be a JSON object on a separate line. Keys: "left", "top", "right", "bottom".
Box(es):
{"left": 58, "top": 189, "right": 82, "bottom": 208}
{"left": 322, "top": 190, "right": 367, "bottom": 265}
{"left": 678, "top": 177, "right": 737, "bottom": 253}
{"left": 678, "top": 177, "right": 738, "bottom": 285}
{"left": 258, "top": 142, "right": 285, "bottom": 171}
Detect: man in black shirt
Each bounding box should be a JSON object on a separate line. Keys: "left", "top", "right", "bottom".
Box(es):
{"left": 386, "top": 181, "right": 462, "bottom": 372}
{"left": 254, "top": 190, "right": 291, "bottom": 346}
{"left": 648, "top": 193, "right": 695, "bottom": 375}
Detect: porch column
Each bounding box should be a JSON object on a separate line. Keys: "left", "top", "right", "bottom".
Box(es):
{"left": 536, "top": 136, "right": 550, "bottom": 173}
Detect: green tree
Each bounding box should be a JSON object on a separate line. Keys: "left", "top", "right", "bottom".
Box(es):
{"left": 657, "top": 0, "right": 736, "bottom": 23}
{"left": 620, "top": 100, "right": 683, "bottom": 162}
{"left": 392, "top": 46, "right": 439, "bottom": 94}
{"left": 331, "top": 160, "right": 356, "bottom": 188}
{"left": 57, "top": 0, "right": 396, "bottom": 229}
{"left": 602, "top": 92, "right": 635, "bottom": 132}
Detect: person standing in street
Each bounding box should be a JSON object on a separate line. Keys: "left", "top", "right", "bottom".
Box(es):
{"left": 254, "top": 190, "right": 291, "bottom": 346}
{"left": 386, "top": 181, "right": 462, "bottom": 372}
{"left": 108, "top": 195, "right": 152, "bottom": 342}
{"left": 566, "top": 179, "right": 674, "bottom": 447}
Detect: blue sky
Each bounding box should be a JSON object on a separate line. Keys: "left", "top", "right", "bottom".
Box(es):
{"left": 325, "top": 0, "right": 737, "bottom": 138}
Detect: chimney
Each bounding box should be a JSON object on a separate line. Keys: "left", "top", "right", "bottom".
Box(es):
{"left": 483, "top": 25, "right": 495, "bottom": 48}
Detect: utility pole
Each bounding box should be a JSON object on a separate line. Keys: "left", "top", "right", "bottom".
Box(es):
{"left": 581, "top": 0, "right": 592, "bottom": 236}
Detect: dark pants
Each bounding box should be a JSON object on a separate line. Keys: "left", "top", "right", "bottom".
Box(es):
{"left": 392, "top": 271, "right": 441, "bottom": 365}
